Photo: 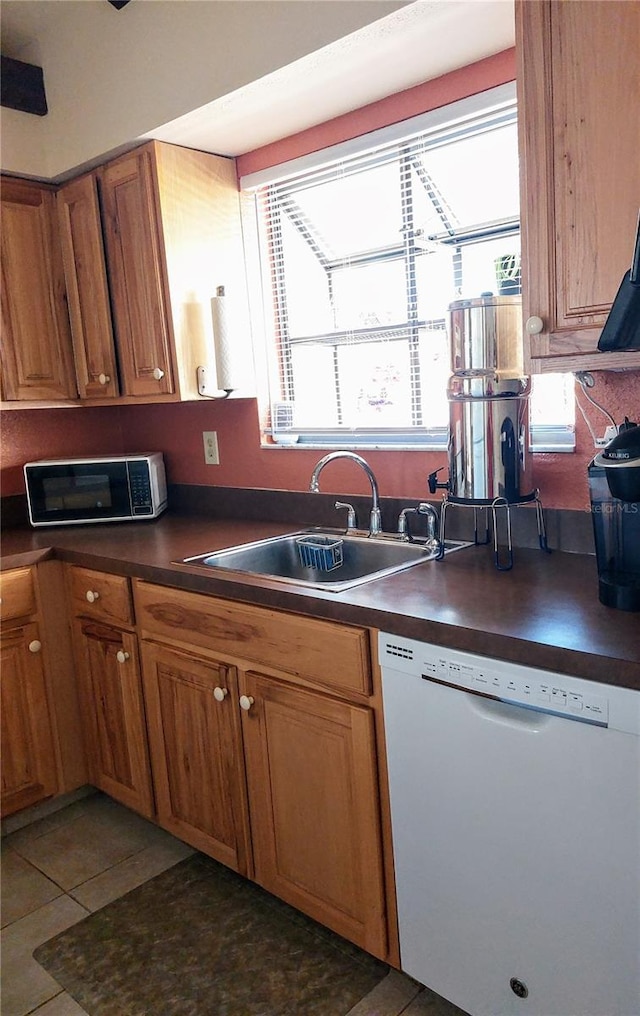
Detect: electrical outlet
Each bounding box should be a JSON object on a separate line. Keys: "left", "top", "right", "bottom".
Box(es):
{"left": 594, "top": 425, "right": 618, "bottom": 449}
{"left": 203, "top": 431, "right": 219, "bottom": 465}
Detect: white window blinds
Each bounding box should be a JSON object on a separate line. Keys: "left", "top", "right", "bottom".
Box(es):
{"left": 244, "top": 83, "right": 573, "bottom": 450}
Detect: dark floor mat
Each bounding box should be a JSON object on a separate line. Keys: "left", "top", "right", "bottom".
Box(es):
{"left": 34, "top": 852, "right": 388, "bottom": 1016}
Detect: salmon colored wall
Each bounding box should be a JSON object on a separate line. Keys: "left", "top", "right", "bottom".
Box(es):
{"left": 534, "top": 371, "right": 640, "bottom": 508}
{"left": 2, "top": 51, "right": 638, "bottom": 515}
{"left": 116, "top": 399, "right": 446, "bottom": 497}
{"left": 2, "top": 372, "right": 637, "bottom": 511}
{"left": 236, "top": 49, "right": 517, "bottom": 179}
{"left": 114, "top": 372, "right": 640, "bottom": 510}
{"left": 0, "top": 408, "right": 126, "bottom": 497}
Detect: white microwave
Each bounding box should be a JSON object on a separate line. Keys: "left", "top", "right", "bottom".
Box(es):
{"left": 24, "top": 454, "right": 167, "bottom": 527}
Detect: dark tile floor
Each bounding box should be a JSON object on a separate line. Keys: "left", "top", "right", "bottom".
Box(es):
{"left": 1, "top": 791, "right": 466, "bottom": 1016}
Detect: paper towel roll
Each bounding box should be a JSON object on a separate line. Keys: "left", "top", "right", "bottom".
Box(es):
{"left": 211, "top": 291, "right": 242, "bottom": 392}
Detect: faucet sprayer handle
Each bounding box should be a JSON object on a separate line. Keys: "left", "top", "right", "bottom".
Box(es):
{"left": 335, "top": 501, "right": 357, "bottom": 530}
{"left": 397, "top": 506, "right": 418, "bottom": 539}
{"left": 417, "top": 503, "right": 438, "bottom": 540}
{"left": 398, "top": 503, "right": 442, "bottom": 550}
{"left": 417, "top": 502, "right": 443, "bottom": 554}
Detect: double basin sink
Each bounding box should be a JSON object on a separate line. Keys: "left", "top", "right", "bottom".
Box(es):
{"left": 182, "top": 529, "right": 468, "bottom": 592}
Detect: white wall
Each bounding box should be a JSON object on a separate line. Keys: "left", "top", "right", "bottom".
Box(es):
{"left": 1, "top": 0, "right": 406, "bottom": 180}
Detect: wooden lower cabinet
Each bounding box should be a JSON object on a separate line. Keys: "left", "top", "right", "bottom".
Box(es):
{"left": 133, "top": 579, "right": 389, "bottom": 959}
{"left": 140, "top": 641, "right": 251, "bottom": 875}
{"left": 242, "top": 671, "right": 387, "bottom": 959}
{"left": 1, "top": 620, "right": 58, "bottom": 817}
{"left": 6, "top": 562, "right": 390, "bottom": 958}
{"left": 72, "top": 617, "right": 153, "bottom": 817}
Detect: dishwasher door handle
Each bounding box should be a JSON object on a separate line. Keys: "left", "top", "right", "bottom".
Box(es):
{"left": 465, "top": 691, "right": 553, "bottom": 731}
{"left": 421, "top": 673, "right": 579, "bottom": 731}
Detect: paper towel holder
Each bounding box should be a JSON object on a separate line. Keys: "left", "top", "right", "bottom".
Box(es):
{"left": 197, "top": 285, "right": 234, "bottom": 398}
{"left": 196, "top": 365, "right": 232, "bottom": 399}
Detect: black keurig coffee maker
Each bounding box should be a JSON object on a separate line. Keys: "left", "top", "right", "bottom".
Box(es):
{"left": 588, "top": 420, "right": 640, "bottom": 611}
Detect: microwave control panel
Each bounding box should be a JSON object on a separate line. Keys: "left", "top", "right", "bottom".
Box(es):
{"left": 128, "top": 461, "right": 153, "bottom": 514}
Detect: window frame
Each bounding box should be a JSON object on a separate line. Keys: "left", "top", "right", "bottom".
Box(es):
{"left": 241, "top": 82, "right": 575, "bottom": 453}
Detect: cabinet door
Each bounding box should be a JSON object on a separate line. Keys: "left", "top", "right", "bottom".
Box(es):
{"left": 140, "top": 642, "right": 251, "bottom": 874}
{"left": 99, "top": 148, "right": 175, "bottom": 397}
{"left": 242, "top": 673, "right": 387, "bottom": 958}
{"left": 0, "top": 178, "right": 78, "bottom": 400}
{"left": 74, "top": 619, "right": 153, "bottom": 817}
{"left": 57, "top": 174, "right": 119, "bottom": 399}
{"left": 516, "top": 0, "right": 640, "bottom": 371}
{"left": 1, "top": 622, "right": 58, "bottom": 817}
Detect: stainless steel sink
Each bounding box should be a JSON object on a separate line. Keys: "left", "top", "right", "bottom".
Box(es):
{"left": 181, "top": 530, "right": 469, "bottom": 591}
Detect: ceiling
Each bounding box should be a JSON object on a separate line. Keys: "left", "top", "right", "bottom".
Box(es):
{"left": 143, "top": 1, "right": 515, "bottom": 156}
{"left": 0, "top": 1, "right": 515, "bottom": 161}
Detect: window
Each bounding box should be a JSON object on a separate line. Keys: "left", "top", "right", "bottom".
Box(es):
{"left": 243, "top": 84, "right": 574, "bottom": 450}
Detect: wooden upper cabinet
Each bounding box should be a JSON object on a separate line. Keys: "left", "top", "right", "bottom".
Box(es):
{"left": 57, "top": 174, "right": 119, "bottom": 399}
{"left": 99, "top": 147, "right": 175, "bottom": 398}
{"left": 98, "top": 140, "right": 248, "bottom": 402}
{"left": 516, "top": 0, "right": 640, "bottom": 372}
{"left": 1, "top": 142, "right": 248, "bottom": 404}
{"left": 0, "top": 178, "right": 78, "bottom": 400}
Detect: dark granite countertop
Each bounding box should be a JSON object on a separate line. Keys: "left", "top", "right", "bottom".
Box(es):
{"left": 2, "top": 511, "right": 639, "bottom": 690}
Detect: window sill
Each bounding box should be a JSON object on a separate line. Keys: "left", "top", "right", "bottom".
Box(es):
{"left": 265, "top": 428, "right": 449, "bottom": 451}
{"left": 264, "top": 437, "right": 448, "bottom": 452}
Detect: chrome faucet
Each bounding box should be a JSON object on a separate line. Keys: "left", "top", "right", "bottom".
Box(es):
{"left": 309, "top": 452, "right": 382, "bottom": 536}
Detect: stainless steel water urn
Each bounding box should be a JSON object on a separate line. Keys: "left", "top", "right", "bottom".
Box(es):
{"left": 449, "top": 293, "right": 524, "bottom": 378}
{"left": 444, "top": 295, "right": 534, "bottom": 504}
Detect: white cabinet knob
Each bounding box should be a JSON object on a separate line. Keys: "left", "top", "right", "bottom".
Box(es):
{"left": 152, "top": 367, "right": 165, "bottom": 381}
{"left": 85, "top": 590, "right": 100, "bottom": 603}
{"left": 116, "top": 650, "right": 130, "bottom": 664}
{"left": 28, "top": 639, "right": 42, "bottom": 654}
{"left": 239, "top": 695, "right": 255, "bottom": 712}
{"left": 525, "top": 315, "right": 544, "bottom": 335}
{"left": 98, "top": 373, "right": 111, "bottom": 385}
{"left": 213, "top": 686, "right": 228, "bottom": 702}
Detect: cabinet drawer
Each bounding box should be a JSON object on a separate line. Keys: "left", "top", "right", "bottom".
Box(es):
{"left": 69, "top": 567, "right": 133, "bottom": 626}
{"left": 0, "top": 568, "right": 36, "bottom": 622}
{"left": 134, "top": 581, "right": 371, "bottom": 696}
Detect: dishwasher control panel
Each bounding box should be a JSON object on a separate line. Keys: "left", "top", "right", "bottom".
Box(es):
{"left": 380, "top": 635, "right": 611, "bottom": 726}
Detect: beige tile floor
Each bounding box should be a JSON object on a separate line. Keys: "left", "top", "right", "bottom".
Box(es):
{"left": 1, "top": 791, "right": 467, "bottom": 1016}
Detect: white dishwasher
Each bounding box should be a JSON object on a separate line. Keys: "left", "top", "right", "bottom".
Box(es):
{"left": 379, "top": 632, "right": 640, "bottom": 1016}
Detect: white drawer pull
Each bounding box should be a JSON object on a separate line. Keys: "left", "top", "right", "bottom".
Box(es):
{"left": 239, "top": 695, "right": 255, "bottom": 712}
{"left": 213, "top": 686, "right": 228, "bottom": 702}
{"left": 28, "top": 639, "right": 42, "bottom": 654}
{"left": 152, "top": 367, "right": 165, "bottom": 381}
{"left": 116, "top": 650, "right": 130, "bottom": 664}
{"left": 85, "top": 590, "right": 100, "bottom": 603}
{"left": 98, "top": 373, "right": 111, "bottom": 385}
